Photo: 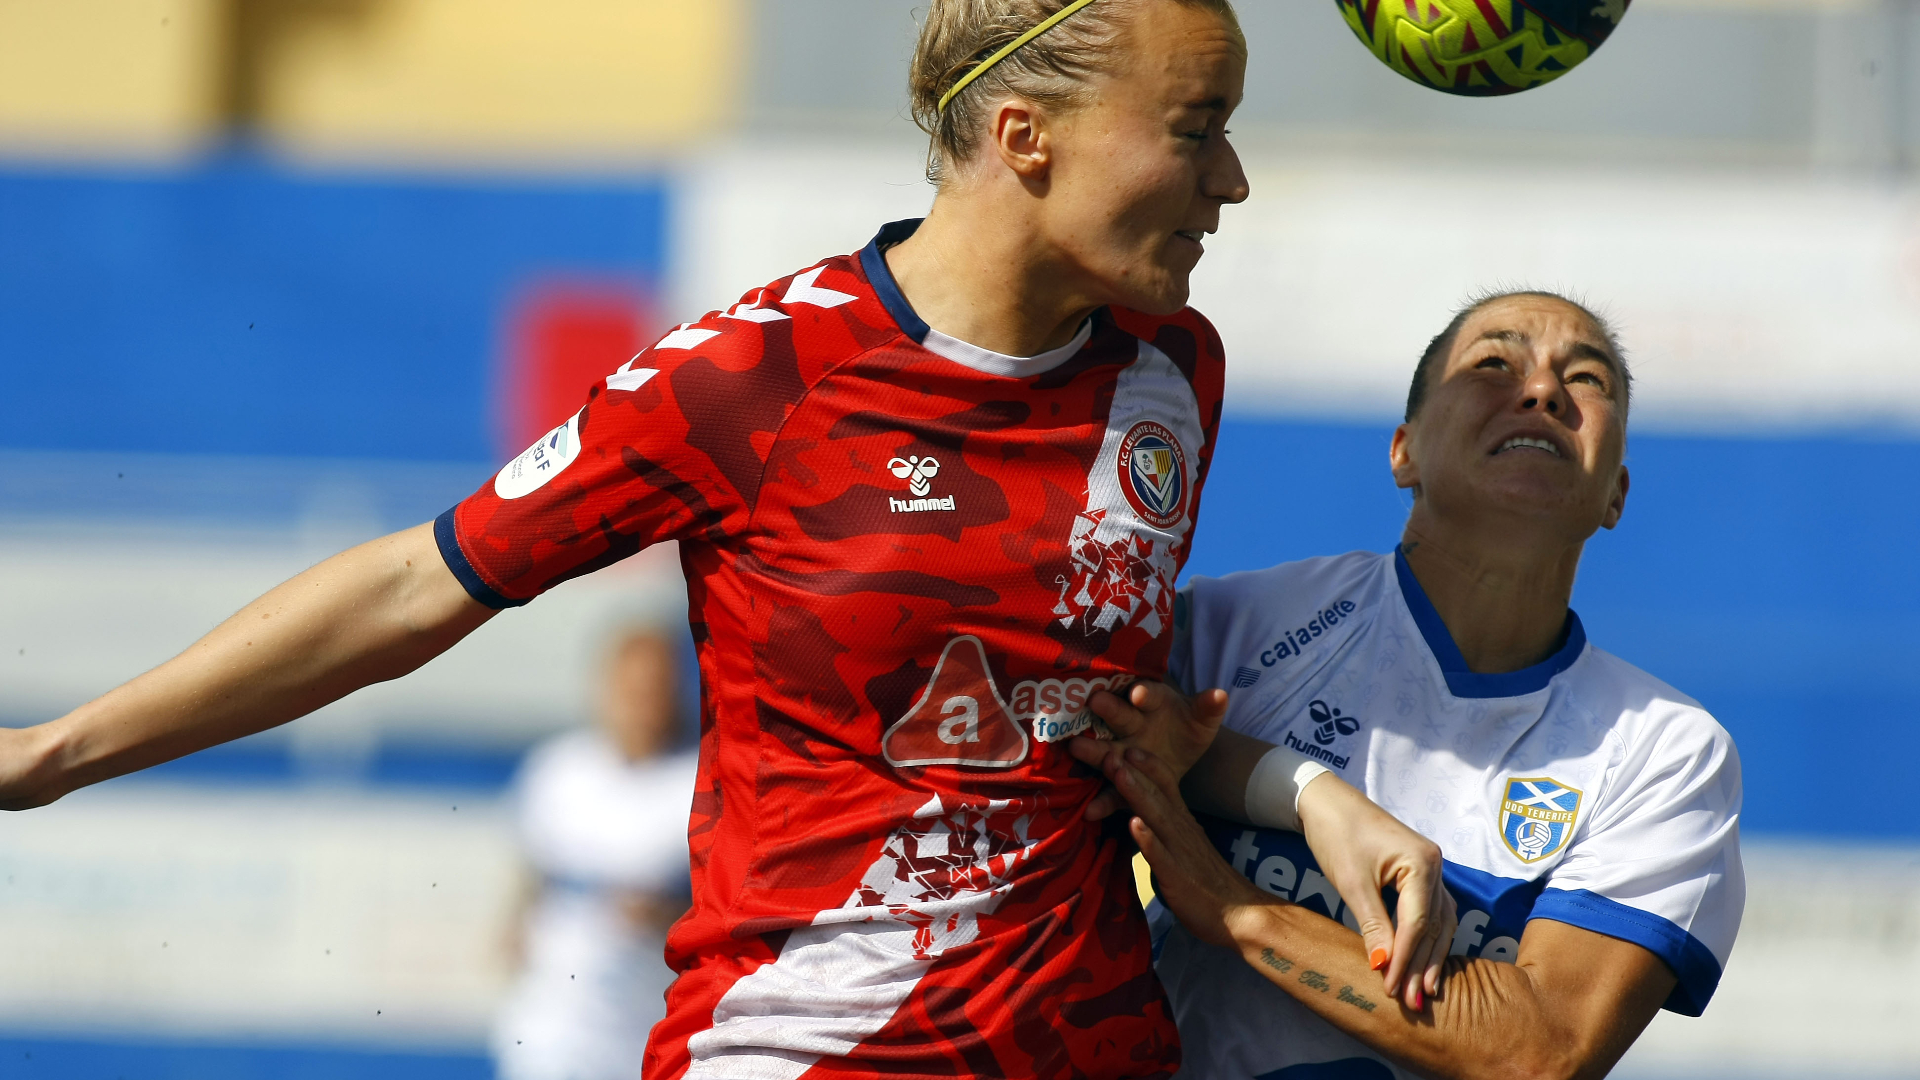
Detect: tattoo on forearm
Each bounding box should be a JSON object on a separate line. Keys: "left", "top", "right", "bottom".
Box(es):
{"left": 1263, "top": 954, "right": 1378, "bottom": 1014}
{"left": 1290, "top": 967, "right": 1381, "bottom": 1014}
{"left": 1337, "top": 985, "right": 1380, "bottom": 1013}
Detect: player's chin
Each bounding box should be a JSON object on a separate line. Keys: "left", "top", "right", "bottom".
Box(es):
{"left": 1115, "top": 267, "right": 1193, "bottom": 316}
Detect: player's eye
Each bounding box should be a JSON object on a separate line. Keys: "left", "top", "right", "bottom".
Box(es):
{"left": 1568, "top": 370, "right": 1607, "bottom": 390}
{"left": 1474, "top": 355, "right": 1511, "bottom": 372}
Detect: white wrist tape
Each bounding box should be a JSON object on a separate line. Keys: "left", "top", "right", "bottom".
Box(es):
{"left": 1243, "top": 744, "right": 1331, "bottom": 833}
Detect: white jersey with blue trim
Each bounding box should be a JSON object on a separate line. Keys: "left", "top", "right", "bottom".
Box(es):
{"left": 1157, "top": 549, "right": 1744, "bottom": 1080}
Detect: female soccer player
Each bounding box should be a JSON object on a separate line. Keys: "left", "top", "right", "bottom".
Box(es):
{"left": 1082, "top": 292, "right": 1745, "bottom": 1080}
{"left": 0, "top": 2, "right": 1452, "bottom": 1076}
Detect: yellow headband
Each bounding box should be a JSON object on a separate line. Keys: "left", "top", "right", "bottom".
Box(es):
{"left": 937, "top": 0, "right": 1100, "bottom": 114}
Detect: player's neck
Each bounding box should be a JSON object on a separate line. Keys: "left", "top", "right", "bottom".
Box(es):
{"left": 883, "top": 198, "right": 1102, "bottom": 358}
{"left": 1398, "top": 519, "right": 1583, "bottom": 675}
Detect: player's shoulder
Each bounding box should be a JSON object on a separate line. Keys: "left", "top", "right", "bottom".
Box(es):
{"left": 1177, "top": 551, "right": 1389, "bottom": 683}
{"left": 1567, "top": 643, "right": 1736, "bottom": 760}
{"left": 604, "top": 249, "right": 906, "bottom": 403}
{"left": 1186, "top": 550, "right": 1388, "bottom": 627}
{"left": 1108, "top": 305, "right": 1226, "bottom": 374}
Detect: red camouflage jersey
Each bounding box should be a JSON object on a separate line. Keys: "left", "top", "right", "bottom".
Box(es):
{"left": 438, "top": 219, "right": 1225, "bottom": 1079}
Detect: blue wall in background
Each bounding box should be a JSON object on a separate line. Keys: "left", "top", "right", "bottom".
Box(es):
{"left": 0, "top": 156, "right": 668, "bottom": 463}
{"left": 0, "top": 1033, "right": 487, "bottom": 1080}
{"left": 1186, "top": 419, "right": 1920, "bottom": 840}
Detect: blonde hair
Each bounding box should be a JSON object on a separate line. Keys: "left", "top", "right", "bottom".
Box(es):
{"left": 908, "top": 0, "right": 1241, "bottom": 184}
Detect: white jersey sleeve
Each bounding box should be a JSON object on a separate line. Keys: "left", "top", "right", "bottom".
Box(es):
{"left": 1532, "top": 652, "right": 1746, "bottom": 1016}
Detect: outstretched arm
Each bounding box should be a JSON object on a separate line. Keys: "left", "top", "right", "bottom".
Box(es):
{"left": 1105, "top": 746, "right": 1675, "bottom": 1080}
{"left": 0, "top": 522, "right": 494, "bottom": 809}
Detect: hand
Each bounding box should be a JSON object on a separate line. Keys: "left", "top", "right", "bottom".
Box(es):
{"left": 1074, "top": 681, "right": 1227, "bottom": 821}
{"left": 1297, "top": 774, "right": 1457, "bottom": 1011}
{"left": 0, "top": 723, "right": 63, "bottom": 811}
{"left": 1090, "top": 743, "right": 1274, "bottom": 950}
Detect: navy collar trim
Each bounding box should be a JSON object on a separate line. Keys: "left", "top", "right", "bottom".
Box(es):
{"left": 1393, "top": 546, "right": 1586, "bottom": 699}
{"left": 860, "top": 218, "right": 931, "bottom": 344}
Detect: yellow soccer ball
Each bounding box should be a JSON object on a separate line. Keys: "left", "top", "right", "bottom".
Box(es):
{"left": 1336, "top": 0, "right": 1632, "bottom": 96}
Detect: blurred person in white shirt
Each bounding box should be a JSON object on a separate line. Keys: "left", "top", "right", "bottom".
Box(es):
{"left": 493, "top": 625, "right": 698, "bottom": 1080}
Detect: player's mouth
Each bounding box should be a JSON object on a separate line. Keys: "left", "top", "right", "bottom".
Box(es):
{"left": 1492, "top": 434, "right": 1565, "bottom": 459}
{"left": 1174, "top": 229, "right": 1207, "bottom": 250}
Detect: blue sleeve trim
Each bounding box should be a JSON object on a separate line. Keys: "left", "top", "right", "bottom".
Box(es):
{"left": 1530, "top": 887, "right": 1723, "bottom": 1016}
{"left": 434, "top": 507, "right": 526, "bottom": 610}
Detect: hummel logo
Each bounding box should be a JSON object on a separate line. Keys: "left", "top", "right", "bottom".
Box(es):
{"left": 888, "top": 455, "right": 940, "bottom": 497}
{"left": 1232, "top": 666, "right": 1262, "bottom": 688}
{"left": 1309, "top": 700, "right": 1360, "bottom": 746}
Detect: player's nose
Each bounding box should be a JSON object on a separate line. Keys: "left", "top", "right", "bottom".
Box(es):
{"left": 1518, "top": 364, "right": 1569, "bottom": 416}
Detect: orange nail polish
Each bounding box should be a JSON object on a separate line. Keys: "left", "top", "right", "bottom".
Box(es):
{"left": 1369, "top": 948, "right": 1389, "bottom": 971}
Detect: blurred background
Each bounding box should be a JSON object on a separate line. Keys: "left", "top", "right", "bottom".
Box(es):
{"left": 1, "top": 0, "right": 1917, "bottom": 1076}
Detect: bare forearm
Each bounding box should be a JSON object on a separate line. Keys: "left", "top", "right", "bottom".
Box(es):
{"left": 12, "top": 523, "right": 491, "bottom": 805}
{"left": 1181, "top": 725, "right": 1267, "bottom": 819}
{"left": 1228, "top": 902, "right": 1580, "bottom": 1080}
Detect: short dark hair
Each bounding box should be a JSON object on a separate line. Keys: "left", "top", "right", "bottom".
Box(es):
{"left": 1404, "top": 290, "right": 1630, "bottom": 422}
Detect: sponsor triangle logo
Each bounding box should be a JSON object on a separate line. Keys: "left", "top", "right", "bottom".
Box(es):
{"left": 881, "top": 636, "right": 1029, "bottom": 769}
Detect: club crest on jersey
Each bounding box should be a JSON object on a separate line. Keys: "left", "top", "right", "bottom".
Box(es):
{"left": 1117, "top": 421, "right": 1187, "bottom": 529}
{"left": 1499, "top": 776, "right": 1584, "bottom": 863}
{"left": 882, "top": 636, "right": 1029, "bottom": 769}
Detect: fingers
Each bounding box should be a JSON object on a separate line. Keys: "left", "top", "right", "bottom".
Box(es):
{"left": 1341, "top": 883, "right": 1401, "bottom": 1002}
{"left": 1107, "top": 755, "right": 1202, "bottom": 850}
{"left": 1083, "top": 785, "right": 1125, "bottom": 822}
{"left": 1088, "top": 681, "right": 1200, "bottom": 740}
{"left": 1405, "top": 844, "right": 1456, "bottom": 1001}
{"left": 1069, "top": 735, "right": 1119, "bottom": 821}
{"left": 1424, "top": 881, "right": 1459, "bottom": 997}
{"left": 1191, "top": 687, "right": 1229, "bottom": 731}
{"left": 1087, "top": 686, "right": 1148, "bottom": 738}
{"left": 1386, "top": 874, "right": 1434, "bottom": 1009}
{"left": 1385, "top": 855, "right": 1457, "bottom": 1010}
{"left": 1066, "top": 732, "right": 1115, "bottom": 770}
{"left": 1077, "top": 738, "right": 1187, "bottom": 824}
{"left": 1121, "top": 746, "right": 1181, "bottom": 793}
{"left": 1128, "top": 809, "right": 1165, "bottom": 855}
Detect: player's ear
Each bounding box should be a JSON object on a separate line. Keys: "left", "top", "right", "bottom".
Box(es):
{"left": 1600, "top": 463, "right": 1629, "bottom": 530}
{"left": 1389, "top": 422, "right": 1419, "bottom": 492}
{"left": 989, "top": 99, "right": 1052, "bottom": 180}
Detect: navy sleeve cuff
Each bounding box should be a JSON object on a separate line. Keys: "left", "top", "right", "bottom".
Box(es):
{"left": 434, "top": 507, "right": 527, "bottom": 610}
{"left": 1530, "top": 888, "right": 1724, "bottom": 1016}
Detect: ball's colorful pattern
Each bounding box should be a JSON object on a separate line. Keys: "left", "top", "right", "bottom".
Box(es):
{"left": 1336, "top": 0, "right": 1631, "bottom": 96}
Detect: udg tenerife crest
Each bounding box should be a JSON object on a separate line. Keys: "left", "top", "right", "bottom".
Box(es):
{"left": 1499, "top": 776, "right": 1583, "bottom": 863}
{"left": 1117, "top": 420, "right": 1187, "bottom": 529}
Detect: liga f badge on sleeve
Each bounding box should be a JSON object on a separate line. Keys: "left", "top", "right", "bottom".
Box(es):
{"left": 1499, "top": 776, "right": 1583, "bottom": 863}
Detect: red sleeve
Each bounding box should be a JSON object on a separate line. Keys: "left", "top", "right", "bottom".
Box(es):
{"left": 436, "top": 305, "right": 809, "bottom": 607}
